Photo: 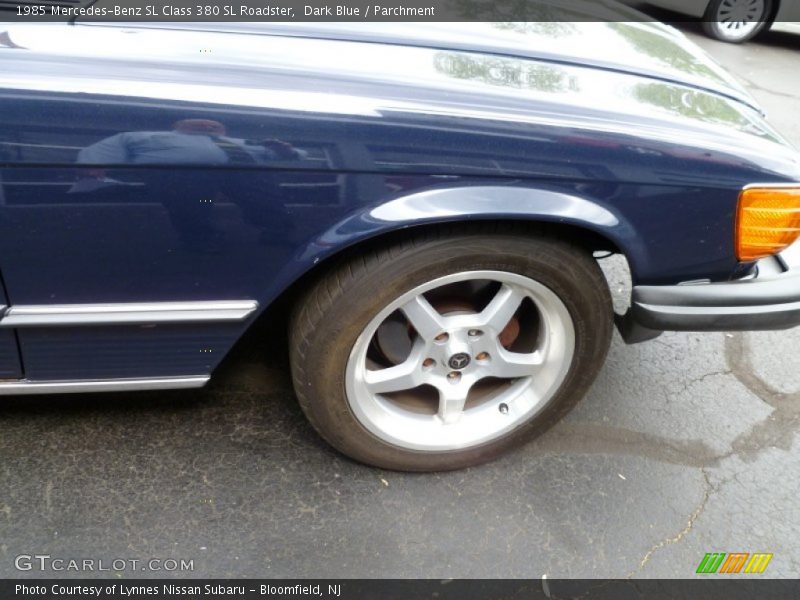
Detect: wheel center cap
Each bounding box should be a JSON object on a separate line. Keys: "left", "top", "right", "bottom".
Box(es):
{"left": 448, "top": 353, "right": 471, "bottom": 370}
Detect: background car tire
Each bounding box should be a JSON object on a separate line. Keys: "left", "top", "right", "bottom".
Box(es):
{"left": 702, "top": 0, "right": 772, "bottom": 43}
{"left": 289, "top": 225, "right": 613, "bottom": 471}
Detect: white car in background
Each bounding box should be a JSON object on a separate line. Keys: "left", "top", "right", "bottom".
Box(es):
{"left": 644, "top": 0, "right": 800, "bottom": 42}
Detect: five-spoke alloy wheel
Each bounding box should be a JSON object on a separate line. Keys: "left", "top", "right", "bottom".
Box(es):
{"left": 290, "top": 227, "right": 613, "bottom": 471}
{"left": 346, "top": 271, "right": 575, "bottom": 451}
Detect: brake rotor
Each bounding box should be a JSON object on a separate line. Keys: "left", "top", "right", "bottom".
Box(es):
{"left": 373, "top": 297, "right": 521, "bottom": 365}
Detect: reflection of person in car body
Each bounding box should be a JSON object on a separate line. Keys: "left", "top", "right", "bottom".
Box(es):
{"left": 77, "top": 118, "right": 305, "bottom": 165}
{"left": 76, "top": 119, "right": 305, "bottom": 251}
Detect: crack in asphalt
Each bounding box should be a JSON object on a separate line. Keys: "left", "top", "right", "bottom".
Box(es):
{"left": 625, "top": 468, "right": 712, "bottom": 579}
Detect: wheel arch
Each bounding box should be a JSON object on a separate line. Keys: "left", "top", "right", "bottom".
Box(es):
{"left": 254, "top": 185, "right": 643, "bottom": 323}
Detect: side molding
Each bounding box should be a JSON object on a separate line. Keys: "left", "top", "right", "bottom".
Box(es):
{"left": 0, "top": 375, "right": 209, "bottom": 395}
{"left": 0, "top": 300, "right": 258, "bottom": 327}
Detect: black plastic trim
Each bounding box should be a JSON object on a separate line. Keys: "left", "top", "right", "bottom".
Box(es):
{"left": 617, "top": 256, "right": 800, "bottom": 343}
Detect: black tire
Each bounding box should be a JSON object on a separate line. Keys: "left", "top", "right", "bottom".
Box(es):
{"left": 702, "top": 0, "right": 772, "bottom": 43}
{"left": 289, "top": 225, "right": 613, "bottom": 471}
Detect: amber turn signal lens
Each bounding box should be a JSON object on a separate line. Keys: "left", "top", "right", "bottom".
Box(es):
{"left": 736, "top": 186, "right": 800, "bottom": 262}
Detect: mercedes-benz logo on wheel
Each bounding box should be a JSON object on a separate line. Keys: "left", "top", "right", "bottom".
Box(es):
{"left": 448, "top": 353, "right": 471, "bottom": 370}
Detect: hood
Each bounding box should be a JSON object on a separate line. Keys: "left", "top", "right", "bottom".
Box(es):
{"left": 118, "top": 18, "right": 760, "bottom": 113}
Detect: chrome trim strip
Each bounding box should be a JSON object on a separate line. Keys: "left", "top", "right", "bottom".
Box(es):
{"left": 0, "top": 375, "right": 209, "bottom": 395}
{"left": 0, "top": 300, "right": 258, "bottom": 327}
{"left": 741, "top": 182, "right": 800, "bottom": 190}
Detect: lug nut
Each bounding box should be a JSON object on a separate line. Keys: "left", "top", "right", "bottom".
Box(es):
{"left": 447, "top": 371, "right": 461, "bottom": 383}
{"left": 468, "top": 329, "right": 483, "bottom": 337}
{"left": 435, "top": 332, "right": 449, "bottom": 343}
{"left": 476, "top": 352, "right": 490, "bottom": 361}
{"left": 499, "top": 403, "right": 509, "bottom": 414}
{"left": 422, "top": 358, "right": 436, "bottom": 369}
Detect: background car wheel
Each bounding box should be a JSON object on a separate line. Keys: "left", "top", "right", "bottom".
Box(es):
{"left": 702, "top": 0, "right": 772, "bottom": 43}
{"left": 289, "top": 226, "right": 613, "bottom": 471}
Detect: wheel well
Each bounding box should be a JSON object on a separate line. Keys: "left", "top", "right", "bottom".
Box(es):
{"left": 263, "top": 219, "right": 624, "bottom": 327}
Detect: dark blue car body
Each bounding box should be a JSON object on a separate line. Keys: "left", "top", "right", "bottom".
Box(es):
{"left": 1, "top": 22, "right": 799, "bottom": 390}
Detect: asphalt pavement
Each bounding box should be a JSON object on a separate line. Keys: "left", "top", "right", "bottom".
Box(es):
{"left": 1, "top": 20, "right": 799, "bottom": 579}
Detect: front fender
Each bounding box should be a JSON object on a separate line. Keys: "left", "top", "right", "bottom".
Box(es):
{"left": 288, "top": 183, "right": 645, "bottom": 284}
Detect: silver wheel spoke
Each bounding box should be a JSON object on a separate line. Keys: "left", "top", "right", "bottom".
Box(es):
{"left": 365, "top": 341, "right": 425, "bottom": 394}
{"left": 401, "top": 295, "right": 444, "bottom": 341}
{"left": 479, "top": 283, "right": 525, "bottom": 332}
{"left": 438, "top": 384, "right": 469, "bottom": 424}
{"left": 493, "top": 349, "right": 543, "bottom": 379}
